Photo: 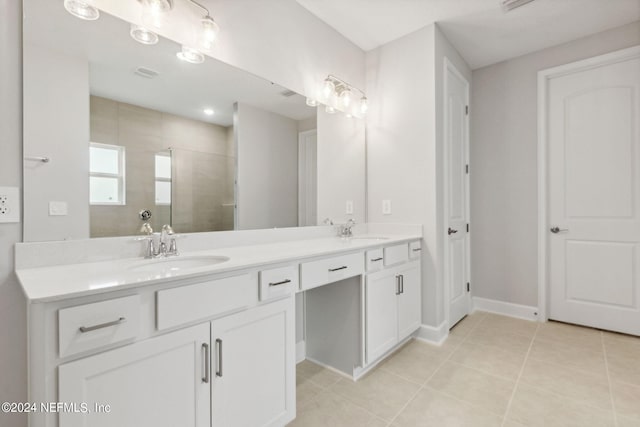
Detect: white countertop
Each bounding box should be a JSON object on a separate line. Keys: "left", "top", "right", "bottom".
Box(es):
{"left": 16, "top": 234, "right": 420, "bottom": 303}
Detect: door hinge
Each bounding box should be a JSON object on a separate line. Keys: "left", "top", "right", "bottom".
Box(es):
{"left": 465, "top": 164, "right": 469, "bottom": 174}
{"left": 465, "top": 105, "right": 469, "bottom": 115}
{"left": 466, "top": 282, "right": 470, "bottom": 292}
{"left": 466, "top": 223, "right": 469, "bottom": 233}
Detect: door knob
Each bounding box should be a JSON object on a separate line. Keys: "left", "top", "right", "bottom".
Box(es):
{"left": 448, "top": 227, "right": 458, "bottom": 235}
{"left": 550, "top": 226, "right": 569, "bottom": 234}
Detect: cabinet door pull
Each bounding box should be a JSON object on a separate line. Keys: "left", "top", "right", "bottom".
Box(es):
{"left": 395, "top": 276, "right": 401, "bottom": 295}
{"left": 202, "top": 343, "right": 210, "bottom": 383}
{"left": 371, "top": 257, "right": 383, "bottom": 262}
{"left": 328, "top": 266, "right": 348, "bottom": 272}
{"left": 412, "top": 248, "right": 422, "bottom": 252}
{"left": 215, "top": 338, "right": 223, "bottom": 377}
{"left": 269, "top": 279, "right": 292, "bottom": 287}
{"left": 400, "top": 275, "right": 404, "bottom": 294}
{"left": 78, "top": 317, "right": 126, "bottom": 333}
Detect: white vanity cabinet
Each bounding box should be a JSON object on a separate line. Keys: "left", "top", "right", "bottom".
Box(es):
{"left": 365, "top": 259, "right": 421, "bottom": 364}
{"left": 211, "top": 297, "right": 295, "bottom": 427}
{"left": 58, "top": 323, "right": 211, "bottom": 427}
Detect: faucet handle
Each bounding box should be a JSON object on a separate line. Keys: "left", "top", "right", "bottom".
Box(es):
{"left": 140, "top": 222, "right": 153, "bottom": 235}
{"left": 162, "top": 224, "right": 174, "bottom": 235}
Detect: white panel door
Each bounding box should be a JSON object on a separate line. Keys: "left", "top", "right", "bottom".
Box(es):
{"left": 59, "top": 323, "right": 210, "bottom": 427}
{"left": 211, "top": 297, "right": 295, "bottom": 427}
{"left": 365, "top": 268, "right": 399, "bottom": 363}
{"left": 445, "top": 60, "right": 471, "bottom": 328}
{"left": 397, "top": 261, "right": 422, "bottom": 341}
{"left": 548, "top": 53, "right": 640, "bottom": 336}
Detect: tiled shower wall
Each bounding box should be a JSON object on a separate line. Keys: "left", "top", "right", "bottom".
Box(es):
{"left": 89, "top": 96, "right": 235, "bottom": 237}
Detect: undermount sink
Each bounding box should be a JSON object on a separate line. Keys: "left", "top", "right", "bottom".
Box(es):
{"left": 129, "top": 255, "right": 230, "bottom": 273}
{"left": 350, "top": 236, "right": 390, "bottom": 241}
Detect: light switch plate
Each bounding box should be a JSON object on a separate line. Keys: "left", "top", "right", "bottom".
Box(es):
{"left": 346, "top": 200, "right": 354, "bottom": 215}
{"left": 382, "top": 199, "right": 391, "bottom": 215}
{"left": 49, "top": 201, "right": 68, "bottom": 216}
{"left": 0, "top": 186, "right": 20, "bottom": 223}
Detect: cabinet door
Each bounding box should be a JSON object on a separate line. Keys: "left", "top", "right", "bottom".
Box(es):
{"left": 211, "top": 297, "right": 295, "bottom": 427}
{"left": 365, "top": 268, "right": 399, "bottom": 364}
{"left": 59, "top": 323, "right": 210, "bottom": 427}
{"left": 397, "top": 260, "right": 422, "bottom": 340}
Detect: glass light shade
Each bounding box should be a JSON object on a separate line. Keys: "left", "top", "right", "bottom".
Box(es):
{"left": 325, "top": 105, "right": 336, "bottom": 114}
{"left": 64, "top": 0, "right": 100, "bottom": 20}
{"left": 322, "top": 78, "right": 335, "bottom": 101}
{"left": 130, "top": 24, "right": 159, "bottom": 45}
{"left": 305, "top": 98, "right": 318, "bottom": 107}
{"left": 177, "top": 46, "right": 205, "bottom": 64}
{"left": 359, "top": 96, "right": 369, "bottom": 115}
{"left": 199, "top": 16, "right": 220, "bottom": 51}
{"left": 339, "top": 88, "right": 353, "bottom": 108}
{"left": 141, "top": 0, "right": 172, "bottom": 29}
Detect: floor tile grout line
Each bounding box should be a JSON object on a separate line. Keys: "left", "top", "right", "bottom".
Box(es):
{"left": 601, "top": 330, "right": 619, "bottom": 427}
{"left": 500, "top": 321, "right": 540, "bottom": 427}
{"left": 385, "top": 312, "right": 489, "bottom": 426}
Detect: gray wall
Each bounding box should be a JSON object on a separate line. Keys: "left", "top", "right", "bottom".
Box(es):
{"left": 236, "top": 103, "right": 299, "bottom": 230}
{"left": 470, "top": 21, "right": 640, "bottom": 307}
{"left": 0, "top": 2, "right": 27, "bottom": 426}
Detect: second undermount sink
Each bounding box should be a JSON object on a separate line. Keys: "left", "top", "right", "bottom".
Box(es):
{"left": 129, "top": 255, "right": 230, "bottom": 273}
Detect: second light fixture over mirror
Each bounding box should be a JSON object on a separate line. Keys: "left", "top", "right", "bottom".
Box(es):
{"left": 307, "top": 74, "right": 368, "bottom": 118}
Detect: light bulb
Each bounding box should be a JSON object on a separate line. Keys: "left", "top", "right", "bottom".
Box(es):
{"left": 339, "top": 88, "right": 353, "bottom": 108}
{"left": 322, "top": 78, "right": 335, "bottom": 101}
{"left": 325, "top": 105, "right": 336, "bottom": 114}
{"left": 359, "top": 96, "right": 369, "bottom": 115}
{"left": 199, "top": 16, "right": 220, "bottom": 51}
{"left": 140, "top": 0, "right": 172, "bottom": 29}
{"left": 177, "top": 46, "right": 205, "bottom": 64}
{"left": 306, "top": 98, "right": 318, "bottom": 107}
{"left": 130, "top": 24, "right": 159, "bottom": 45}
{"left": 64, "top": 0, "right": 100, "bottom": 20}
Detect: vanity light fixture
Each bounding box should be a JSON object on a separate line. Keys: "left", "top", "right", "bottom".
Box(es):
{"left": 139, "top": 0, "right": 173, "bottom": 29}
{"left": 130, "top": 24, "right": 159, "bottom": 45}
{"left": 186, "top": 0, "right": 220, "bottom": 51}
{"left": 177, "top": 45, "right": 205, "bottom": 64}
{"left": 318, "top": 75, "right": 368, "bottom": 118}
{"left": 63, "top": 0, "right": 100, "bottom": 21}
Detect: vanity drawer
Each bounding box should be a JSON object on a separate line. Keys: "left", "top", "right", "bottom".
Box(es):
{"left": 365, "top": 248, "right": 385, "bottom": 272}
{"left": 300, "top": 252, "right": 364, "bottom": 291}
{"left": 59, "top": 295, "right": 140, "bottom": 358}
{"left": 259, "top": 265, "right": 297, "bottom": 302}
{"left": 409, "top": 241, "right": 422, "bottom": 259}
{"left": 157, "top": 274, "right": 255, "bottom": 330}
{"left": 384, "top": 244, "right": 409, "bottom": 266}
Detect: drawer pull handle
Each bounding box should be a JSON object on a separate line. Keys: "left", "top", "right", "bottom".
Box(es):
{"left": 328, "top": 266, "right": 348, "bottom": 272}
{"left": 269, "top": 279, "right": 292, "bottom": 287}
{"left": 395, "top": 275, "right": 401, "bottom": 295}
{"left": 78, "top": 317, "right": 126, "bottom": 333}
{"left": 215, "top": 338, "right": 223, "bottom": 377}
{"left": 412, "top": 248, "right": 422, "bottom": 252}
{"left": 371, "top": 257, "right": 383, "bottom": 262}
{"left": 400, "top": 274, "right": 404, "bottom": 294}
{"left": 202, "top": 343, "right": 210, "bottom": 383}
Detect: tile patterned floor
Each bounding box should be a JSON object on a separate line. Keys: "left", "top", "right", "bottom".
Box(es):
{"left": 288, "top": 311, "right": 640, "bottom": 427}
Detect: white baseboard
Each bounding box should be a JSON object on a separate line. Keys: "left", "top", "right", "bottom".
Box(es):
{"left": 414, "top": 322, "right": 448, "bottom": 345}
{"left": 296, "top": 340, "right": 306, "bottom": 364}
{"left": 473, "top": 297, "right": 539, "bottom": 321}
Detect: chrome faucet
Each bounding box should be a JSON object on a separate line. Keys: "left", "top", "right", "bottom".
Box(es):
{"left": 138, "top": 224, "right": 178, "bottom": 258}
{"left": 339, "top": 219, "right": 356, "bottom": 238}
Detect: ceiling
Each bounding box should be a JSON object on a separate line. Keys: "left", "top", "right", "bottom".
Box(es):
{"left": 24, "top": 0, "right": 314, "bottom": 127}
{"left": 295, "top": 0, "right": 640, "bottom": 69}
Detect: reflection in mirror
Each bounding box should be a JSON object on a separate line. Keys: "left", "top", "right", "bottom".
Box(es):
{"left": 23, "top": 0, "right": 327, "bottom": 241}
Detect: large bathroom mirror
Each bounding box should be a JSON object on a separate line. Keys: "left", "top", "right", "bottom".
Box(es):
{"left": 22, "top": 0, "right": 365, "bottom": 242}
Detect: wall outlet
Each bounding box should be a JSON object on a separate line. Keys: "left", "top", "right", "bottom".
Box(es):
{"left": 49, "top": 201, "right": 68, "bottom": 216}
{"left": 0, "top": 186, "right": 20, "bottom": 223}
{"left": 345, "top": 200, "right": 354, "bottom": 215}
{"left": 382, "top": 199, "right": 392, "bottom": 215}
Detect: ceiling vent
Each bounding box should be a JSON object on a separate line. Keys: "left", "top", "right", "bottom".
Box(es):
{"left": 500, "top": 0, "right": 536, "bottom": 12}
{"left": 279, "top": 89, "right": 297, "bottom": 98}
{"left": 134, "top": 67, "right": 160, "bottom": 79}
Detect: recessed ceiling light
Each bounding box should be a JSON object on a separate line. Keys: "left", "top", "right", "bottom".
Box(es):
{"left": 63, "top": 0, "right": 100, "bottom": 20}
{"left": 177, "top": 46, "right": 205, "bottom": 64}
{"left": 130, "top": 24, "right": 159, "bottom": 45}
{"left": 203, "top": 108, "right": 214, "bottom": 116}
